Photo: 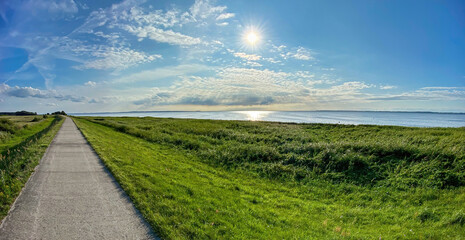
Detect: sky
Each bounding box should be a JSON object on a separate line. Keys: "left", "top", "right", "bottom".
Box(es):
{"left": 0, "top": 0, "right": 464, "bottom": 113}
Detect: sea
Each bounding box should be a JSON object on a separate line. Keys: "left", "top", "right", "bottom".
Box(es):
{"left": 72, "top": 111, "right": 465, "bottom": 128}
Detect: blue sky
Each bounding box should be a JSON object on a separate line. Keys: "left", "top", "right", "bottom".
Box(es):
{"left": 0, "top": 0, "right": 464, "bottom": 113}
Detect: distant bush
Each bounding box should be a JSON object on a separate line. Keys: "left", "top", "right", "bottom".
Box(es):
{"left": 0, "top": 119, "right": 19, "bottom": 134}
{"left": 15, "top": 110, "right": 37, "bottom": 116}
{"left": 0, "top": 111, "right": 37, "bottom": 116}
{"left": 31, "top": 117, "right": 42, "bottom": 122}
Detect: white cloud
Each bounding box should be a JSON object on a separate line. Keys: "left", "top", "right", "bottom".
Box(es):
{"left": 327, "top": 81, "right": 373, "bottom": 93}
{"left": 0, "top": 83, "right": 88, "bottom": 102}
{"left": 121, "top": 25, "right": 202, "bottom": 45}
{"left": 22, "top": 0, "right": 78, "bottom": 16}
{"left": 216, "top": 13, "right": 235, "bottom": 21}
{"left": 380, "top": 85, "right": 397, "bottom": 90}
{"left": 74, "top": 46, "right": 161, "bottom": 70}
{"left": 130, "top": 66, "right": 385, "bottom": 108}
{"left": 133, "top": 67, "right": 323, "bottom": 107}
{"left": 114, "top": 64, "right": 212, "bottom": 83}
{"left": 282, "top": 47, "right": 315, "bottom": 61}
{"left": 85, "top": 81, "right": 97, "bottom": 87}
{"left": 229, "top": 50, "right": 282, "bottom": 66}
{"left": 117, "top": 0, "right": 235, "bottom": 29}
{"left": 43, "top": 0, "right": 78, "bottom": 14}
{"left": 124, "top": 7, "right": 180, "bottom": 28}
{"left": 2, "top": 36, "right": 61, "bottom": 89}
{"left": 322, "top": 67, "right": 336, "bottom": 71}
{"left": 262, "top": 57, "right": 281, "bottom": 64}
{"left": 0, "top": 84, "right": 46, "bottom": 98}
{"left": 245, "top": 61, "right": 262, "bottom": 67}
{"left": 233, "top": 52, "right": 262, "bottom": 61}
{"left": 420, "top": 87, "right": 465, "bottom": 90}
{"left": 270, "top": 44, "right": 287, "bottom": 53}
{"left": 93, "top": 31, "right": 120, "bottom": 44}
{"left": 70, "top": 1, "right": 120, "bottom": 35}
{"left": 190, "top": 0, "right": 227, "bottom": 20}
{"left": 370, "top": 87, "right": 465, "bottom": 101}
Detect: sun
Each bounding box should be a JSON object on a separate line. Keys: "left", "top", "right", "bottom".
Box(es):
{"left": 246, "top": 32, "right": 259, "bottom": 45}
{"left": 240, "top": 24, "right": 265, "bottom": 50}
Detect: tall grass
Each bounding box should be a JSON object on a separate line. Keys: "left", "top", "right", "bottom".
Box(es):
{"left": 0, "top": 116, "right": 64, "bottom": 219}
{"left": 73, "top": 117, "right": 465, "bottom": 239}
{"left": 0, "top": 118, "right": 20, "bottom": 134}
{"left": 0, "top": 116, "right": 56, "bottom": 153}
{"left": 81, "top": 117, "right": 465, "bottom": 189}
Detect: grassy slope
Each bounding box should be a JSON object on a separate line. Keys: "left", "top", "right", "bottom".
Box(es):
{"left": 0, "top": 116, "right": 55, "bottom": 153}
{"left": 0, "top": 116, "right": 64, "bottom": 219}
{"left": 0, "top": 115, "right": 45, "bottom": 128}
{"left": 74, "top": 117, "right": 465, "bottom": 239}
{"left": 80, "top": 117, "right": 465, "bottom": 189}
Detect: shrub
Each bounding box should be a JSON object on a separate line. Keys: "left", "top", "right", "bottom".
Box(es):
{"left": 31, "top": 117, "right": 41, "bottom": 122}
{"left": 0, "top": 119, "right": 18, "bottom": 134}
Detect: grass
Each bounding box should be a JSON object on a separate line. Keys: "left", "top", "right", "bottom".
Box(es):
{"left": 0, "top": 115, "right": 54, "bottom": 153}
{"left": 79, "top": 116, "right": 465, "bottom": 189}
{"left": 73, "top": 116, "right": 465, "bottom": 239}
{"left": 0, "top": 115, "right": 64, "bottom": 219}
{"left": 0, "top": 115, "right": 47, "bottom": 128}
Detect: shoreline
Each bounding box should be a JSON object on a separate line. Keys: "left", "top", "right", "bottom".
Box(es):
{"left": 70, "top": 111, "right": 465, "bottom": 128}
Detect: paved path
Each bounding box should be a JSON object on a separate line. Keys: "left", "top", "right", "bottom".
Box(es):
{"left": 0, "top": 118, "right": 157, "bottom": 239}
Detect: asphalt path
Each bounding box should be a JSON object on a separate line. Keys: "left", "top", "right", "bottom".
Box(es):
{"left": 0, "top": 117, "right": 158, "bottom": 239}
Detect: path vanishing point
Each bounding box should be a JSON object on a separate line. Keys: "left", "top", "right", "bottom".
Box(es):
{"left": 0, "top": 118, "right": 157, "bottom": 239}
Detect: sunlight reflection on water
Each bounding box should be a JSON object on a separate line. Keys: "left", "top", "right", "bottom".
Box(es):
{"left": 237, "top": 111, "right": 273, "bottom": 121}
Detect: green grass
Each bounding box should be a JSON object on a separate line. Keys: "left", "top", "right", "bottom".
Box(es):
{"left": 0, "top": 116, "right": 64, "bottom": 219}
{"left": 0, "top": 115, "right": 54, "bottom": 153}
{"left": 79, "top": 116, "right": 465, "bottom": 189}
{"left": 73, "top": 117, "right": 465, "bottom": 239}
{"left": 0, "top": 115, "right": 47, "bottom": 128}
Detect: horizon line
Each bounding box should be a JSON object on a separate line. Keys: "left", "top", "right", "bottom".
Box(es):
{"left": 69, "top": 110, "right": 465, "bottom": 115}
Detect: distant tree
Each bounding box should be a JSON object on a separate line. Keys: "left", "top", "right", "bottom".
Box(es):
{"left": 52, "top": 111, "right": 67, "bottom": 115}
{"left": 15, "top": 111, "right": 37, "bottom": 116}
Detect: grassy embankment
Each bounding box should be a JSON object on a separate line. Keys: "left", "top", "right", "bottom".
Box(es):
{"left": 73, "top": 116, "right": 465, "bottom": 239}
{"left": 0, "top": 115, "right": 64, "bottom": 219}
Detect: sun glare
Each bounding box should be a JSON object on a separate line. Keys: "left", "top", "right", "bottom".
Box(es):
{"left": 246, "top": 32, "right": 258, "bottom": 45}
{"left": 239, "top": 111, "right": 271, "bottom": 121}
{"left": 240, "top": 23, "right": 265, "bottom": 50}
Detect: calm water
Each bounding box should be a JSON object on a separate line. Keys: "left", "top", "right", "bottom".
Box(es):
{"left": 72, "top": 111, "right": 465, "bottom": 128}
